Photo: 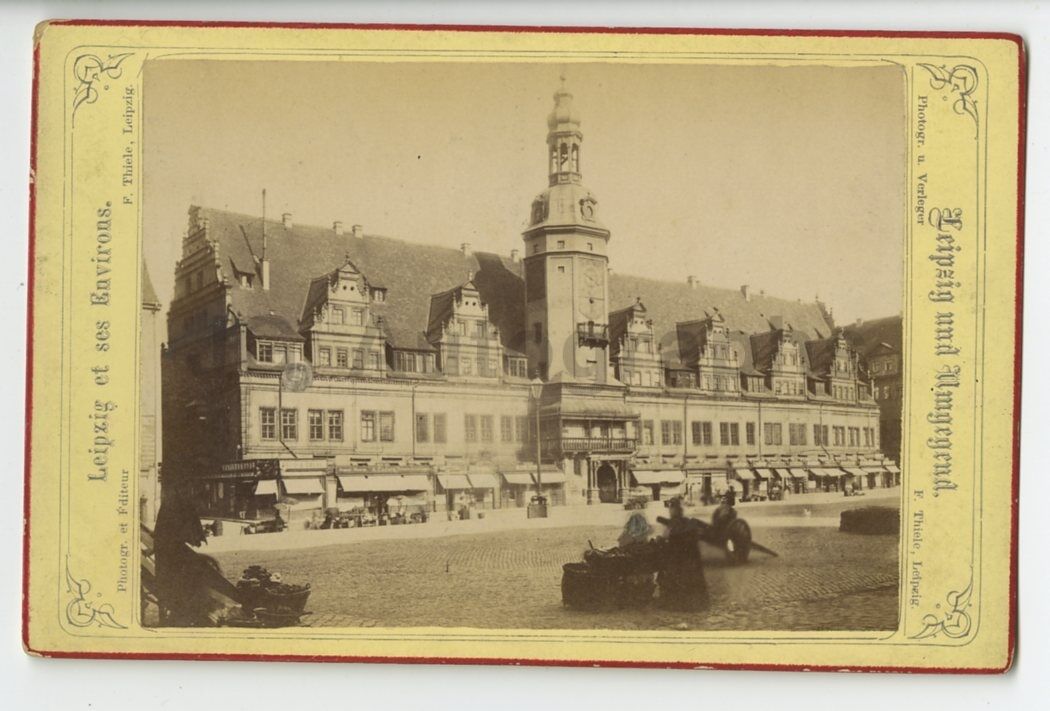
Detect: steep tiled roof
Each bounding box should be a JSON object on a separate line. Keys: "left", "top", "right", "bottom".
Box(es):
{"left": 195, "top": 206, "right": 834, "bottom": 359}
{"left": 843, "top": 316, "right": 902, "bottom": 358}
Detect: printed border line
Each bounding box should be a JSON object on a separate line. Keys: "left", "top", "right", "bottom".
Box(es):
{"left": 22, "top": 26, "right": 1022, "bottom": 672}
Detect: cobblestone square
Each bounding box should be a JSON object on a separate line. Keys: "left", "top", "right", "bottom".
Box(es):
{"left": 213, "top": 519, "right": 899, "bottom": 632}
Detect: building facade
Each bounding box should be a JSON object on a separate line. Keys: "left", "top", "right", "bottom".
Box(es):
{"left": 140, "top": 262, "right": 163, "bottom": 526}
{"left": 161, "top": 82, "right": 896, "bottom": 527}
{"left": 844, "top": 316, "right": 904, "bottom": 461}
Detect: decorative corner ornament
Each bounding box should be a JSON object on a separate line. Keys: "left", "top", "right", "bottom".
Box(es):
{"left": 71, "top": 52, "right": 134, "bottom": 123}
{"left": 918, "top": 63, "right": 980, "bottom": 138}
{"left": 64, "top": 557, "right": 127, "bottom": 629}
{"left": 909, "top": 574, "right": 974, "bottom": 640}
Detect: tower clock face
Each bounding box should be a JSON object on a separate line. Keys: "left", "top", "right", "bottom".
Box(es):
{"left": 578, "top": 258, "right": 606, "bottom": 321}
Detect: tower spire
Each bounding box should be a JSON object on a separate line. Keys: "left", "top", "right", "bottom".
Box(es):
{"left": 547, "top": 76, "right": 583, "bottom": 186}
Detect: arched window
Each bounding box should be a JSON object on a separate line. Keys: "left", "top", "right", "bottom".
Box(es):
{"left": 571, "top": 144, "right": 579, "bottom": 172}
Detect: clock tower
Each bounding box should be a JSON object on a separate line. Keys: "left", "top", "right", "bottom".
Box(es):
{"left": 523, "top": 79, "right": 612, "bottom": 383}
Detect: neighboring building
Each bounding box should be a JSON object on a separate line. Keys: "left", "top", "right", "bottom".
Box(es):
{"left": 161, "top": 82, "right": 894, "bottom": 526}
{"left": 844, "top": 316, "right": 903, "bottom": 462}
{"left": 140, "top": 262, "right": 163, "bottom": 526}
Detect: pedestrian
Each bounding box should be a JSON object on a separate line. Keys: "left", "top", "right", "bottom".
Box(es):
{"left": 656, "top": 498, "right": 709, "bottom": 611}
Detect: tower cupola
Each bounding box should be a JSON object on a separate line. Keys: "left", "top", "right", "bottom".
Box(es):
{"left": 547, "top": 77, "right": 584, "bottom": 186}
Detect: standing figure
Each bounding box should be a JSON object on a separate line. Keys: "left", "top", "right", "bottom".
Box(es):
{"left": 656, "top": 498, "right": 709, "bottom": 611}
{"left": 152, "top": 483, "right": 239, "bottom": 626}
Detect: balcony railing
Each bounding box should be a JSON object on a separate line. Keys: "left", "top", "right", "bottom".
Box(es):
{"left": 544, "top": 437, "right": 637, "bottom": 454}
{"left": 576, "top": 322, "right": 609, "bottom": 346}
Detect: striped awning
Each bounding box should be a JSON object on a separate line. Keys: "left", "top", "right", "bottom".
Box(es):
{"left": 632, "top": 470, "right": 684, "bottom": 485}
{"left": 281, "top": 477, "right": 324, "bottom": 495}
{"left": 502, "top": 472, "right": 535, "bottom": 486}
{"left": 887, "top": 464, "right": 901, "bottom": 474}
{"left": 337, "top": 473, "right": 430, "bottom": 493}
{"left": 536, "top": 469, "right": 568, "bottom": 484}
{"left": 467, "top": 472, "right": 500, "bottom": 489}
{"left": 785, "top": 468, "right": 808, "bottom": 479}
{"left": 844, "top": 468, "right": 867, "bottom": 478}
{"left": 254, "top": 479, "right": 279, "bottom": 496}
{"left": 437, "top": 474, "right": 472, "bottom": 490}
{"left": 752, "top": 468, "right": 773, "bottom": 480}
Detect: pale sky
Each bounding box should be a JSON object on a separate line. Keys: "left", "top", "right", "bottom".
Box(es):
{"left": 143, "top": 59, "right": 905, "bottom": 324}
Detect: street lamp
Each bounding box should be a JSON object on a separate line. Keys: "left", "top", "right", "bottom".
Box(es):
{"left": 528, "top": 377, "right": 547, "bottom": 518}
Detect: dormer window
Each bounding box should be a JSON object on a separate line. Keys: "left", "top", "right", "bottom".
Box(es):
{"left": 332, "top": 307, "right": 345, "bottom": 325}
{"left": 257, "top": 342, "right": 273, "bottom": 362}
{"left": 372, "top": 288, "right": 386, "bottom": 302}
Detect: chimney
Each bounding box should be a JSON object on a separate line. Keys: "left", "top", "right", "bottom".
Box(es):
{"left": 687, "top": 275, "right": 698, "bottom": 289}
{"left": 740, "top": 284, "right": 751, "bottom": 302}
{"left": 261, "top": 259, "right": 270, "bottom": 291}
{"left": 333, "top": 221, "right": 344, "bottom": 235}
{"left": 351, "top": 224, "right": 363, "bottom": 239}
{"left": 461, "top": 242, "right": 472, "bottom": 256}
{"left": 769, "top": 315, "right": 784, "bottom": 331}
{"left": 282, "top": 212, "right": 293, "bottom": 228}
{"left": 510, "top": 248, "right": 520, "bottom": 263}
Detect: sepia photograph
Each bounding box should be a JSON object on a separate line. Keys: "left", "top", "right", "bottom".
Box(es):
{"left": 137, "top": 59, "right": 907, "bottom": 632}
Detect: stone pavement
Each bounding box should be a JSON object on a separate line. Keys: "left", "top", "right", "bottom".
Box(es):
{"left": 203, "top": 486, "right": 901, "bottom": 554}
{"left": 212, "top": 521, "right": 900, "bottom": 632}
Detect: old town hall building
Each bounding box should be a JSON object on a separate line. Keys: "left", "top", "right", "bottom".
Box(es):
{"left": 161, "top": 82, "right": 896, "bottom": 525}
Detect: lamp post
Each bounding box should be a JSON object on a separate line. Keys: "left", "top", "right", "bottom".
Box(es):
{"left": 528, "top": 378, "right": 547, "bottom": 518}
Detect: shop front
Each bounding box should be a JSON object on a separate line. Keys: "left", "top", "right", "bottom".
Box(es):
{"left": 499, "top": 465, "right": 564, "bottom": 507}
{"left": 683, "top": 468, "right": 725, "bottom": 505}
{"left": 778, "top": 468, "right": 808, "bottom": 495}
{"left": 843, "top": 467, "right": 868, "bottom": 493}
{"left": 630, "top": 468, "right": 685, "bottom": 502}
{"left": 437, "top": 471, "right": 475, "bottom": 517}
{"left": 336, "top": 468, "right": 432, "bottom": 525}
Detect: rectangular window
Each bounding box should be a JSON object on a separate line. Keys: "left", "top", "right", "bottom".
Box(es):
{"left": 661, "top": 420, "right": 673, "bottom": 446}
{"left": 481, "top": 415, "right": 494, "bottom": 443}
{"left": 433, "top": 413, "right": 447, "bottom": 444}
{"left": 415, "top": 413, "right": 429, "bottom": 443}
{"left": 500, "top": 415, "right": 513, "bottom": 442}
{"left": 673, "top": 421, "right": 683, "bottom": 445}
{"left": 763, "top": 422, "right": 782, "bottom": 446}
{"left": 746, "top": 422, "right": 756, "bottom": 446}
{"left": 515, "top": 416, "right": 528, "bottom": 442}
{"left": 351, "top": 308, "right": 364, "bottom": 326}
{"left": 813, "top": 424, "right": 823, "bottom": 446}
{"left": 257, "top": 342, "right": 273, "bottom": 362}
{"left": 260, "top": 407, "right": 276, "bottom": 440}
{"left": 280, "top": 408, "right": 298, "bottom": 441}
{"left": 332, "top": 307, "right": 345, "bottom": 324}
{"left": 308, "top": 409, "right": 324, "bottom": 441}
{"left": 465, "top": 414, "right": 478, "bottom": 443}
{"left": 327, "top": 410, "right": 344, "bottom": 441}
{"left": 336, "top": 348, "right": 348, "bottom": 368}
{"left": 317, "top": 347, "right": 332, "bottom": 366}
{"left": 360, "top": 411, "right": 376, "bottom": 442}
{"left": 353, "top": 349, "right": 365, "bottom": 369}
{"left": 719, "top": 422, "right": 730, "bottom": 445}
{"left": 729, "top": 423, "right": 740, "bottom": 446}
{"left": 379, "top": 412, "right": 395, "bottom": 442}
{"left": 369, "top": 352, "right": 380, "bottom": 370}
{"left": 692, "top": 421, "right": 712, "bottom": 446}
{"left": 822, "top": 425, "right": 830, "bottom": 446}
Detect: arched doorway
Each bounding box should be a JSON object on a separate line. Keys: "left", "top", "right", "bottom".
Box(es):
{"left": 596, "top": 463, "right": 618, "bottom": 503}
